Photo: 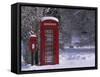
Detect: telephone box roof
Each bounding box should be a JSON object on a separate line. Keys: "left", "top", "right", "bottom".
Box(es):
{"left": 41, "top": 17, "right": 59, "bottom": 22}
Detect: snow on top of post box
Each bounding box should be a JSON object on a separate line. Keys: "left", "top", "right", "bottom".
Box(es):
{"left": 30, "top": 34, "right": 37, "bottom": 37}
{"left": 41, "top": 17, "right": 59, "bottom": 22}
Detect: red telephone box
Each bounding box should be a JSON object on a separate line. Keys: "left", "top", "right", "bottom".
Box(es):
{"left": 40, "top": 17, "right": 59, "bottom": 65}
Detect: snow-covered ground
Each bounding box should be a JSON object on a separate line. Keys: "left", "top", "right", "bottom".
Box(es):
{"left": 21, "top": 48, "right": 95, "bottom": 71}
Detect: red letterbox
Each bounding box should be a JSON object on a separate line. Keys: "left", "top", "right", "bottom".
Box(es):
{"left": 29, "top": 34, "right": 37, "bottom": 53}
{"left": 40, "top": 17, "right": 59, "bottom": 65}
{"left": 29, "top": 34, "right": 37, "bottom": 65}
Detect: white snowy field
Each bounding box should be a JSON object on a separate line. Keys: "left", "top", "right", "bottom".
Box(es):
{"left": 21, "top": 48, "right": 95, "bottom": 71}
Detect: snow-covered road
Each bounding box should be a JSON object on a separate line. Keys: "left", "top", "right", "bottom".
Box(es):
{"left": 21, "top": 48, "right": 95, "bottom": 71}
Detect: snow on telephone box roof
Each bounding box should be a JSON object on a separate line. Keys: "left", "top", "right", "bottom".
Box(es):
{"left": 41, "top": 17, "right": 59, "bottom": 22}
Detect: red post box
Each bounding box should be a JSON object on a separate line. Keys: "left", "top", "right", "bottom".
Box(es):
{"left": 29, "top": 35, "right": 37, "bottom": 53}
{"left": 40, "top": 17, "right": 59, "bottom": 65}
{"left": 29, "top": 34, "right": 37, "bottom": 65}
